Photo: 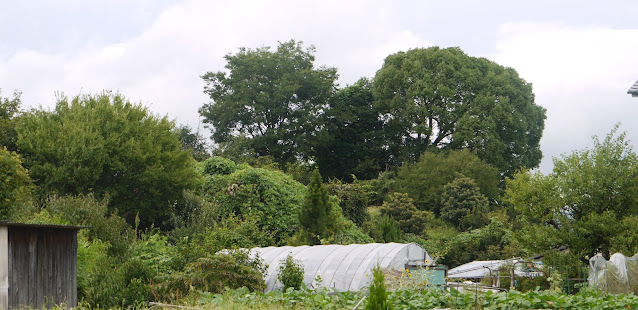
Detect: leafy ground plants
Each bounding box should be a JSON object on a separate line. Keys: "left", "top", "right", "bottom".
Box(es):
{"left": 199, "top": 287, "right": 638, "bottom": 310}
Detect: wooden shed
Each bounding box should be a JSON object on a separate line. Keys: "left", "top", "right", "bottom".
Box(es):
{"left": 0, "top": 222, "right": 82, "bottom": 310}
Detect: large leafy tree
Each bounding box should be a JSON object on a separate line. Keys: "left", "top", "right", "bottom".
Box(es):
{"left": 373, "top": 47, "right": 546, "bottom": 176}
{"left": 174, "top": 124, "right": 210, "bottom": 161}
{"left": 505, "top": 125, "right": 638, "bottom": 259}
{"left": 200, "top": 40, "right": 337, "bottom": 167}
{"left": 16, "top": 92, "right": 197, "bottom": 226}
{"left": 313, "top": 78, "right": 387, "bottom": 181}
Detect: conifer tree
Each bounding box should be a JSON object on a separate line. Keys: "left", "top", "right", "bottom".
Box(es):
{"left": 365, "top": 266, "right": 392, "bottom": 310}
{"left": 299, "top": 169, "right": 331, "bottom": 244}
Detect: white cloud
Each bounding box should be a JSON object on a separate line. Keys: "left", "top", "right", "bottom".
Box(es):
{"left": 490, "top": 22, "right": 638, "bottom": 172}
{"left": 0, "top": 0, "right": 432, "bottom": 134}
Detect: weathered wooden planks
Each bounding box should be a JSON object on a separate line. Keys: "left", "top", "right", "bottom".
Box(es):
{"left": 2, "top": 225, "right": 79, "bottom": 309}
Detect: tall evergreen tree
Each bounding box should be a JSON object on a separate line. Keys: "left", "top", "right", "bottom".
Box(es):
{"left": 299, "top": 169, "right": 332, "bottom": 245}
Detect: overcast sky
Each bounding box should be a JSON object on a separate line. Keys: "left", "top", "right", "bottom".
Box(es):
{"left": 1, "top": 0, "right": 637, "bottom": 173}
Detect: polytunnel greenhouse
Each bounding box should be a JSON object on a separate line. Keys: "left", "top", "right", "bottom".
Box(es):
{"left": 249, "top": 242, "right": 432, "bottom": 292}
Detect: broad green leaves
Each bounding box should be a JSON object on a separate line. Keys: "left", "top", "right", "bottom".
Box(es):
{"left": 16, "top": 92, "right": 197, "bottom": 226}
{"left": 200, "top": 40, "right": 337, "bottom": 167}
{"left": 506, "top": 125, "right": 638, "bottom": 259}
{"left": 373, "top": 47, "right": 546, "bottom": 176}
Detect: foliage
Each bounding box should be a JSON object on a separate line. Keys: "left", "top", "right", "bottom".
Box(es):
{"left": 283, "top": 161, "right": 314, "bottom": 185}
{"left": 384, "top": 268, "right": 431, "bottom": 292}
{"left": 76, "top": 232, "right": 168, "bottom": 308}
{"left": 314, "top": 78, "right": 387, "bottom": 181}
{"left": 203, "top": 286, "right": 638, "bottom": 310}
{"left": 505, "top": 125, "right": 638, "bottom": 260}
{"left": 202, "top": 155, "right": 237, "bottom": 175}
{"left": 440, "top": 175, "right": 490, "bottom": 230}
{"left": 277, "top": 254, "right": 305, "bottom": 290}
{"left": 76, "top": 235, "right": 123, "bottom": 307}
{"left": 0, "top": 147, "right": 32, "bottom": 220}
{"left": 373, "top": 46, "right": 546, "bottom": 175}
{"left": 365, "top": 266, "right": 392, "bottom": 310}
{"left": 174, "top": 252, "right": 266, "bottom": 294}
{"left": 379, "top": 193, "right": 433, "bottom": 234}
{"left": 184, "top": 214, "right": 274, "bottom": 262}
{"left": 394, "top": 149, "right": 499, "bottom": 213}
{"left": 202, "top": 163, "right": 306, "bottom": 244}
{"left": 375, "top": 215, "right": 402, "bottom": 243}
{"left": 0, "top": 89, "right": 22, "bottom": 151}
{"left": 326, "top": 181, "right": 371, "bottom": 227}
{"left": 41, "top": 194, "right": 132, "bottom": 257}
{"left": 200, "top": 40, "right": 337, "bottom": 167}
{"left": 441, "top": 219, "right": 518, "bottom": 267}
{"left": 16, "top": 92, "right": 198, "bottom": 227}
{"left": 331, "top": 219, "right": 375, "bottom": 244}
{"left": 204, "top": 286, "right": 361, "bottom": 310}
{"left": 362, "top": 171, "right": 395, "bottom": 206}
{"left": 299, "top": 169, "right": 340, "bottom": 244}
{"left": 174, "top": 124, "right": 210, "bottom": 161}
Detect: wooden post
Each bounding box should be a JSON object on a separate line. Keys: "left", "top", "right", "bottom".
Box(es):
{"left": 0, "top": 225, "right": 8, "bottom": 310}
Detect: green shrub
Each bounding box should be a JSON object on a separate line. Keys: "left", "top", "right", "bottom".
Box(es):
{"left": 326, "top": 181, "right": 371, "bottom": 227}
{"left": 203, "top": 165, "right": 306, "bottom": 244}
{"left": 175, "top": 251, "right": 266, "bottom": 294}
{"left": 202, "top": 156, "right": 237, "bottom": 175}
{"left": 376, "top": 215, "right": 402, "bottom": 243}
{"left": 0, "top": 147, "right": 33, "bottom": 220}
{"left": 379, "top": 193, "right": 432, "bottom": 234}
{"left": 42, "top": 194, "right": 133, "bottom": 257}
{"left": 277, "top": 254, "right": 305, "bottom": 290}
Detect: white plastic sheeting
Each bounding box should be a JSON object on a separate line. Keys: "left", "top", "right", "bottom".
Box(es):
{"left": 448, "top": 259, "right": 544, "bottom": 279}
{"left": 589, "top": 253, "right": 638, "bottom": 294}
{"left": 250, "top": 242, "right": 431, "bottom": 292}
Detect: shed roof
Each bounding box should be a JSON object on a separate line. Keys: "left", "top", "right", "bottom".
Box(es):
{"left": 249, "top": 242, "right": 431, "bottom": 292}
{"left": 629, "top": 80, "right": 638, "bottom": 97}
{"left": 0, "top": 221, "right": 85, "bottom": 230}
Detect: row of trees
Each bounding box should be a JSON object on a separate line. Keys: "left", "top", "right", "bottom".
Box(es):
{"left": 200, "top": 40, "right": 547, "bottom": 180}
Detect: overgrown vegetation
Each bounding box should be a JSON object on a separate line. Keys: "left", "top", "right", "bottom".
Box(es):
{"left": 2, "top": 39, "right": 635, "bottom": 308}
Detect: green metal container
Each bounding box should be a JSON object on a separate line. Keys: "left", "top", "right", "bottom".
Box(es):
{"left": 409, "top": 265, "right": 448, "bottom": 289}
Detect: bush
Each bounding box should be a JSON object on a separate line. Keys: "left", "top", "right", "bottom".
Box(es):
{"left": 376, "top": 215, "right": 402, "bottom": 243}
{"left": 202, "top": 156, "right": 237, "bottom": 175}
{"left": 277, "top": 254, "right": 305, "bottom": 290}
{"left": 326, "top": 181, "right": 371, "bottom": 227}
{"left": 42, "top": 194, "right": 133, "bottom": 257}
{"left": 172, "top": 251, "right": 266, "bottom": 294}
{"left": 379, "top": 193, "right": 432, "bottom": 234}
{"left": 203, "top": 165, "right": 305, "bottom": 244}
{"left": 0, "top": 147, "right": 33, "bottom": 220}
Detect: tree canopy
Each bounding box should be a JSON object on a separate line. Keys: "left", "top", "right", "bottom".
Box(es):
{"left": 373, "top": 47, "right": 546, "bottom": 176}
{"left": 505, "top": 125, "right": 638, "bottom": 259}
{"left": 16, "top": 92, "right": 198, "bottom": 226}
{"left": 313, "top": 78, "right": 386, "bottom": 181}
{"left": 394, "top": 149, "right": 500, "bottom": 213}
{"left": 200, "top": 40, "right": 338, "bottom": 167}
